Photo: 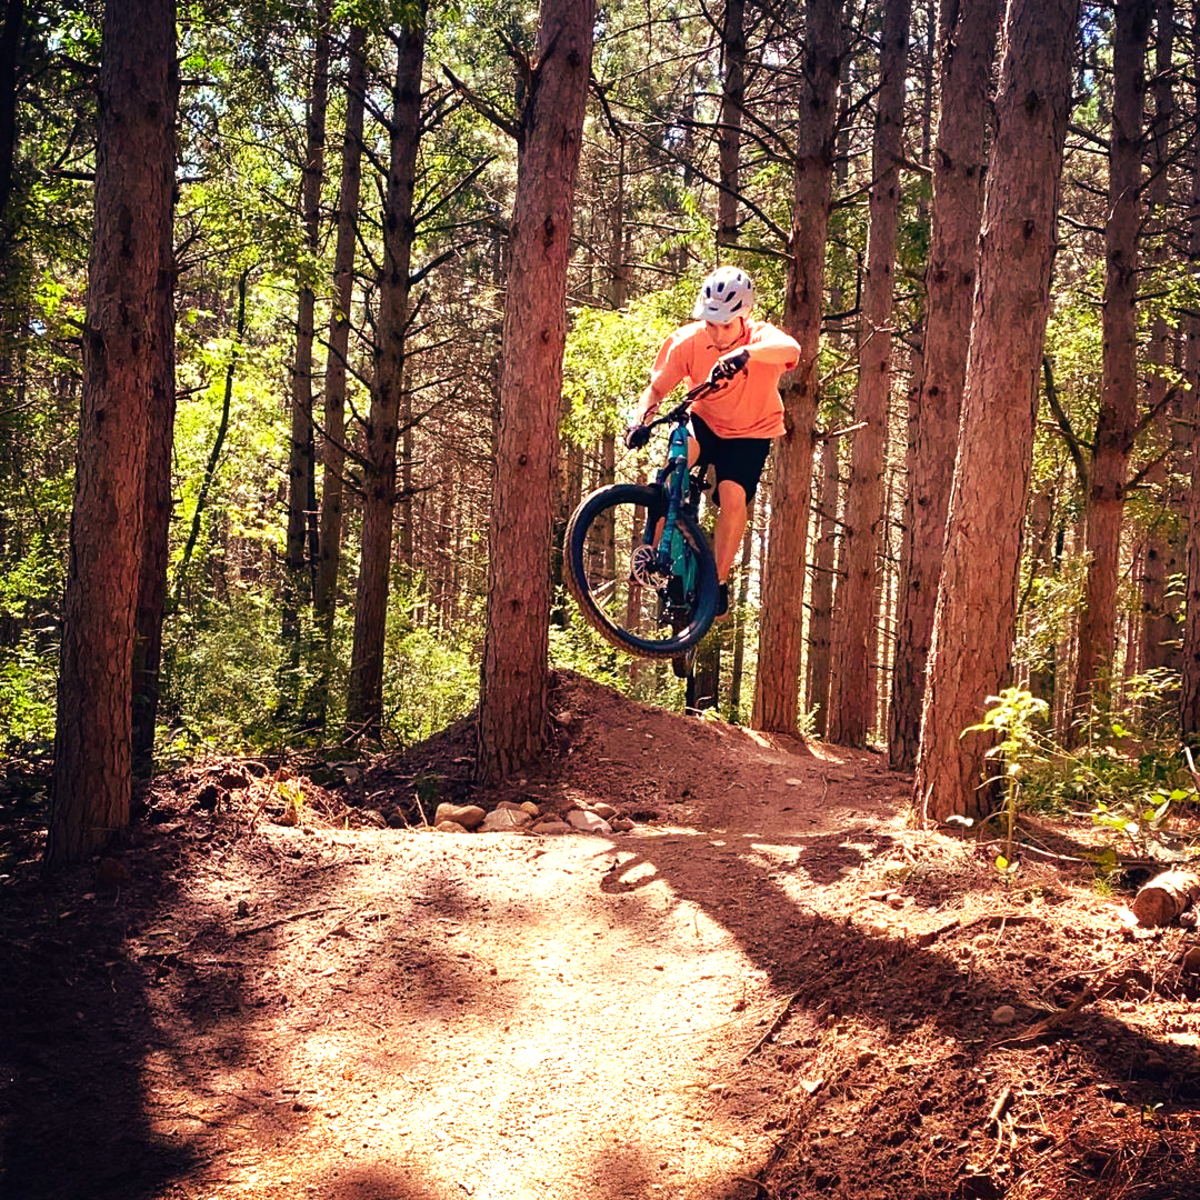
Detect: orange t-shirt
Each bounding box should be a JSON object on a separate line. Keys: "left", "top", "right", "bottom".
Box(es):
{"left": 648, "top": 318, "right": 799, "bottom": 439}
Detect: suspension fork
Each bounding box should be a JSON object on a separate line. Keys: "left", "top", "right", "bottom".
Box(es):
{"left": 650, "top": 421, "right": 692, "bottom": 572}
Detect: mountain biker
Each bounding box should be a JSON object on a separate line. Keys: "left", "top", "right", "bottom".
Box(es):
{"left": 625, "top": 266, "right": 800, "bottom": 618}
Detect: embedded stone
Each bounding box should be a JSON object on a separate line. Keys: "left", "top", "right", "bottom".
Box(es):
{"left": 482, "top": 808, "right": 533, "bottom": 832}
{"left": 434, "top": 803, "right": 485, "bottom": 830}
{"left": 567, "top": 810, "right": 612, "bottom": 835}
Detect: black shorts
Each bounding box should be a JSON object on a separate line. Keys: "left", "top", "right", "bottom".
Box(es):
{"left": 690, "top": 414, "right": 772, "bottom": 505}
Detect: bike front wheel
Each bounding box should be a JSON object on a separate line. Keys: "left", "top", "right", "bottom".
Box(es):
{"left": 564, "top": 483, "right": 718, "bottom": 659}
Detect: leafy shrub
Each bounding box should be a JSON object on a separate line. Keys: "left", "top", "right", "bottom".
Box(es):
{"left": 160, "top": 591, "right": 288, "bottom": 753}
{"left": 0, "top": 644, "right": 57, "bottom": 747}
{"left": 968, "top": 683, "right": 1199, "bottom": 861}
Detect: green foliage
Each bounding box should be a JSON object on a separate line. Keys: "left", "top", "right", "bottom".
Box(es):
{"left": 159, "top": 571, "right": 481, "bottom": 756}
{"left": 562, "top": 287, "right": 689, "bottom": 442}
{"left": 0, "top": 644, "right": 57, "bottom": 748}
{"left": 1014, "top": 549, "right": 1087, "bottom": 677}
{"left": 0, "top": 533, "right": 62, "bottom": 626}
{"left": 551, "top": 606, "right": 673, "bottom": 707}
{"left": 161, "top": 591, "right": 290, "bottom": 754}
{"left": 966, "top": 683, "right": 1200, "bottom": 865}
{"left": 965, "top": 688, "right": 1052, "bottom": 872}
{"left": 548, "top": 607, "right": 635, "bottom": 693}
{"left": 384, "top": 619, "right": 478, "bottom": 748}
{"left": 0, "top": 534, "right": 65, "bottom": 748}
{"left": 412, "top": 771, "right": 441, "bottom": 822}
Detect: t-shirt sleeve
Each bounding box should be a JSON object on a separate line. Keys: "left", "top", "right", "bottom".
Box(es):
{"left": 750, "top": 323, "right": 800, "bottom": 369}
{"left": 648, "top": 329, "right": 691, "bottom": 399}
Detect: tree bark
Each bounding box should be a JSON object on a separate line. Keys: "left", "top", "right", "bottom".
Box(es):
{"left": 310, "top": 23, "right": 366, "bottom": 727}
{"left": 281, "top": 0, "right": 331, "bottom": 708}
{"left": 827, "top": 0, "right": 911, "bottom": 747}
{"left": 1132, "top": 869, "right": 1200, "bottom": 927}
{"left": 806, "top": 433, "right": 839, "bottom": 736}
{"left": 728, "top": 520, "right": 755, "bottom": 721}
{"left": 345, "top": 9, "right": 426, "bottom": 739}
{"left": 132, "top": 44, "right": 179, "bottom": 772}
{"left": 48, "top": 0, "right": 175, "bottom": 866}
{"left": 889, "top": 0, "right": 1000, "bottom": 772}
{"left": 314, "top": 23, "right": 364, "bottom": 639}
{"left": 476, "top": 0, "right": 594, "bottom": 783}
{"left": 718, "top": 0, "right": 746, "bottom": 247}
{"left": 1072, "top": 0, "right": 1153, "bottom": 731}
{"left": 752, "top": 0, "right": 845, "bottom": 735}
{"left": 1138, "top": 0, "right": 1180, "bottom": 677}
{"left": 913, "top": 0, "right": 1077, "bottom": 824}
{"left": 1180, "top": 31, "right": 1200, "bottom": 736}
{"left": 0, "top": 0, "right": 23, "bottom": 234}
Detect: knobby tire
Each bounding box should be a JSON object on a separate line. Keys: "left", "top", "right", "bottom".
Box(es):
{"left": 564, "top": 483, "right": 718, "bottom": 660}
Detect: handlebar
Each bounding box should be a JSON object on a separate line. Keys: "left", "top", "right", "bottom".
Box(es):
{"left": 643, "top": 379, "right": 719, "bottom": 433}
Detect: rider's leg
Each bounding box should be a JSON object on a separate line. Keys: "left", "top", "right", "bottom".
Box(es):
{"left": 689, "top": 435, "right": 749, "bottom": 579}
{"left": 712, "top": 479, "right": 749, "bottom": 584}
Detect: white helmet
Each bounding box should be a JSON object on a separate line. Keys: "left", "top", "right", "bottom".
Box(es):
{"left": 693, "top": 266, "right": 756, "bottom": 324}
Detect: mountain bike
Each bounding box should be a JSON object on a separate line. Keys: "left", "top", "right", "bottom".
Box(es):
{"left": 564, "top": 381, "right": 720, "bottom": 676}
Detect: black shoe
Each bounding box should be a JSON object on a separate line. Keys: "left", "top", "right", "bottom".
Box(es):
{"left": 715, "top": 583, "right": 729, "bottom": 619}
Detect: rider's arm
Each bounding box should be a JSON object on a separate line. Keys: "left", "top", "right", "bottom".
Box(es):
{"left": 636, "top": 328, "right": 692, "bottom": 424}
{"left": 742, "top": 323, "right": 801, "bottom": 368}
{"left": 636, "top": 381, "right": 668, "bottom": 425}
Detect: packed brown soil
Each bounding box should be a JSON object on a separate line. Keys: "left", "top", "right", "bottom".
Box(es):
{"left": 3, "top": 669, "right": 1200, "bottom": 1200}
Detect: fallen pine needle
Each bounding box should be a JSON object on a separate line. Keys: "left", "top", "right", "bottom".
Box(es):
{"left": 989, "top": 989, "right": 1096, "bottom": 1050}
{"left": 235, "top": 906, "right": 345, "bottom": 938}
{"left": 743, "top": 990, "right": 801, "bottom": 1062}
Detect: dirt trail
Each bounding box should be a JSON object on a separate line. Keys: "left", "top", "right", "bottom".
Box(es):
{"left": 5, "top": 671, "right": 1200, "bottom": 1200}
{"left": 219, "top": 829, "right": 789, "bottom": 1199}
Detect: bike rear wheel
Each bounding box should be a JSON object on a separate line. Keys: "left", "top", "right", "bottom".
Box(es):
{"left": 564, "top": 483, "right": 718, "bottom": 659}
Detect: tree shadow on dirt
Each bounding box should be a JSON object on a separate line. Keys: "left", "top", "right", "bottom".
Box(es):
{"left": 0, "top": 787, "right": 505, "bottom": 1200}
{"left": 587, "top": 812, "right": 1200, "bottom": 1196}
{"left": 0, "top": 859, "right": 200, "bottom": 1199}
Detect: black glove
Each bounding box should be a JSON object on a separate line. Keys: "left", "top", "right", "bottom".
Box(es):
{"left": 708, "top": 347, "right": 751, "bottom": 385}
{"left": 624, "top": 423, "right": 651, "bottom": 450}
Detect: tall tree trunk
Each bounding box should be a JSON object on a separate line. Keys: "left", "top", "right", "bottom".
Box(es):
{"left": 1139, "top": 0, "right": 1179, "bottom": 676}
{"left": 0, "top": 0, "right": 23, "bottom": 236}
{"left": 310, "top": 22, "right": 366, "bottom": 727}
{"left": 1179, "top": 34, "right": 1200, "bottom": 736}
{"left": 889, "top": 0, "right": 1000, "bottom": 772}
{"left": 913, "top": 0, "right": 1077, "bottom": 824}
{"left": 47, "top": 0, "right": 175, "bottom": 866}
{"left": 806, "top": 433, "right": 839, "bottom": 736}
{"left": 132, "top": 48, "right": 179, "bottom": 772}
{"left": 314, "top": 23, "right": 364, "bottom": 637}
{"left": 876, "top": 455, "right": 901, "bottom": 737}
{"left": 477, "top": 0, "right": 594, "bottom": 782}
{"left": 752, "top": 0, "right": 845, "bottom": 735}
{"left": 345, "top": 10, "right": 426, "bottom": 739}
{"left": 399, "top": 401, "right": 415, "bottom": 568}
{"left": 281, "top": 0, "right": 331, "bottom": 709}
{"left": 718, "top": 0, "right": 746, "bottom": 246}
{"left": 688, "top": 633, "right": 721, "bottom": 714}
{"left": 1072, "top": 0, "right": 1152, "bottom": 732}
{"left": 728, "top": 521, "right": 754, "bottom": 721}
{"left": 827, "top": 0, "right": 911, "bottom": 747}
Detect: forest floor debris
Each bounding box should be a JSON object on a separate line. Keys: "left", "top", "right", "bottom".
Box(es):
{"left": 2, "top": 669, "right": 1200, "bottom": 1199}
